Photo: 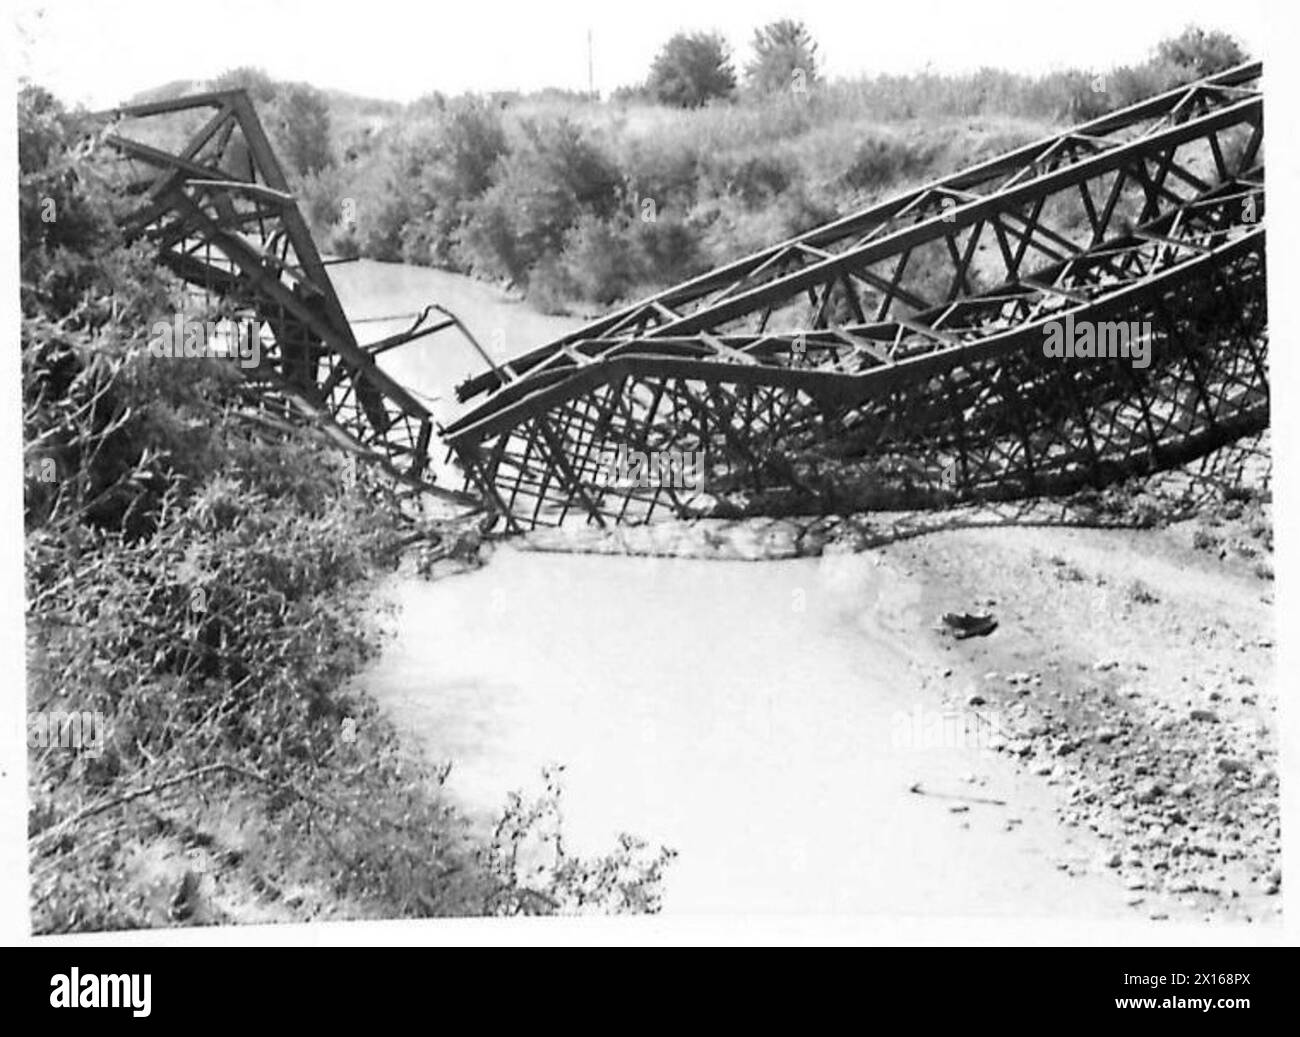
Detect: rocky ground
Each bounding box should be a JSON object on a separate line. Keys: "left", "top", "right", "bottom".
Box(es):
{"left": 502, "top": 434, "right": 1278, "bottom": 923}
{"left": 895, "top": 520, "right": 1277, "bottom": 924}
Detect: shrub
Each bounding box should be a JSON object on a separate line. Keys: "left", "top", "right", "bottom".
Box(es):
{"left": 560, "top": 213, "right": 643, "bottom": 306}
{"left": 1105, "top": 62, "right": 1185, "bottom": 110}
{"left": 525, "top": 253, "right": 579, "bottom": 314}
{"left": 841, "top": 133, "right": 936, "bottom": 193}
{"left": 358, "top": 190, "right": 415, "bottom": 262}
{"left": 327, "top": 223, "right": 362, "bottom": 259}
{"left": 298, "top": 164, "right": 349, "bottom": 233}
{"left": 1156, "top": 26, "right": 1248, "bottom": 78}
{"left": 273, "top": 84, "right": 334, "bottom": 177}
{"left": 460, "top": 187, "right": 530, "bottom": 283}
{"left": 209, "top": 66, "right": 278, "bottom": 104}
{"left": 1059, "top": 70, "right": 1115, "bottom": 123}
{"left": 632, "top": 213, "right": 708, "bottom": 286}
{"left": 433, "top": 97, "right": 510, "bottom": 199}
{"left": 703, "top": 151, "right": 796, "bottom": 208}
{"left": 461, "top": 118, "right": 620, "bottom": 285}
{"left": 619, "top": 137, "right": 700, "bottom": 213}
{"left": 389, "top": 97, "right": 512, "bottom": 268}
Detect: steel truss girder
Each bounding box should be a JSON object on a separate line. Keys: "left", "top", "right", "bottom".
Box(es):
{"left": 446, "top": 63, "right": 1267, "bottom": 530}
{"left": 98, "top": 90, "right": 474, "bottom": 504}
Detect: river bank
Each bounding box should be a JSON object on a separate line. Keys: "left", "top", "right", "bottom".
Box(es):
{"left": 330, "top": 260, "right": 1277, "bottom": 923}
{"left": 362, "top": 439, "right": 1277, "bottom": 922}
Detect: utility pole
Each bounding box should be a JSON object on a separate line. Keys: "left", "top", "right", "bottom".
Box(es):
{"left": 587, "top": 28, "right": 594, "bottom": 99}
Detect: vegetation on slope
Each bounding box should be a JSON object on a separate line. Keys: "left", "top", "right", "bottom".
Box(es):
{"left": 21, "top": 87, "right": 673, "bottom": 931}
{"left": 190, "top": 23, "right": 1248, "bottom": 314}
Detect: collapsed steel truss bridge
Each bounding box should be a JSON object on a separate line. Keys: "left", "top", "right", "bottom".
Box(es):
{"left": 445, "top": 62, "right": 1267, "bottom": 530}
{"left": 98, "top": 89, "right": 479, "bottom": 502}
{"left": 101, "top": 64, "right": 1266, "bottom": 530}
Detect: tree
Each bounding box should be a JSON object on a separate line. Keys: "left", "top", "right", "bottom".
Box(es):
{"left": 274, "top": 85, "right": 334, "bottom": 178}
{"left": 433, "top": 97, "right": 509, "bottom": 199}
{"left": 209, "top": 66, "right": 279, "bottom": 104}
{"left": 461, "top": 118, "right": 620, "bottom": 284}
{"left": 647, "top": 32, "right": 736, "bottom": 108}
{"left": 1155, "top": 26, "right": 1247, "bottom": 78}
{"left": 746, "top": 19, "right": 819, "bottom": 94}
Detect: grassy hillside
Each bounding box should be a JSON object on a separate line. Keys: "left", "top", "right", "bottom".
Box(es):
{"left": 280, "top": 32, "right": 1241, "bottom": 316}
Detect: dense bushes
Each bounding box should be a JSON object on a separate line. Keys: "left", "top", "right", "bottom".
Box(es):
{"left": 1156, "top": 26, "right": 1247, "bottom": 78}
{"left": 840, "top": 132, "right": 941, "bottom": 193}
{"left": 280, "top": 25, "right": 1248, "bottom": 316}
{"left": 459, "top": 117, "right": 622, "bottom": 283}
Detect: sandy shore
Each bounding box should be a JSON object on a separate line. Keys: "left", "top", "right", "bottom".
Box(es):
{"left": 475, "top": 472, "right": 1276, "bottom": 922}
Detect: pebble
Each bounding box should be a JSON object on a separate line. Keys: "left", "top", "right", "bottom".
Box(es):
{"left": 934, "top": 589, "right": 1277, "bottom": 924}
{"left": 1134, "top": 780, "right": 1165, "bottom": 804}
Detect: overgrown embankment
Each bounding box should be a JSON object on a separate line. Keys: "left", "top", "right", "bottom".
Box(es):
{"left": 21, "top": 87, "right": 671, "bottom": 932}
{"left": 125, "top": 27, "right": 1248, "bottom": 317}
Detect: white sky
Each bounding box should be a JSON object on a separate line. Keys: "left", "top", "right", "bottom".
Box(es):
{"left": 12, "top": 0, "right": 1272, "bottom": 108}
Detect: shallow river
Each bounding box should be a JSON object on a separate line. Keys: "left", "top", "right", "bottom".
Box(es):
{"left": 335, "top": 261, "right": 1127, "bottom": 917}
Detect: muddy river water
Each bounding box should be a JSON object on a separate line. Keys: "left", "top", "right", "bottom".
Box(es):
{"left": 335, "top": 260, "right": 1128, "bottom": 917}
